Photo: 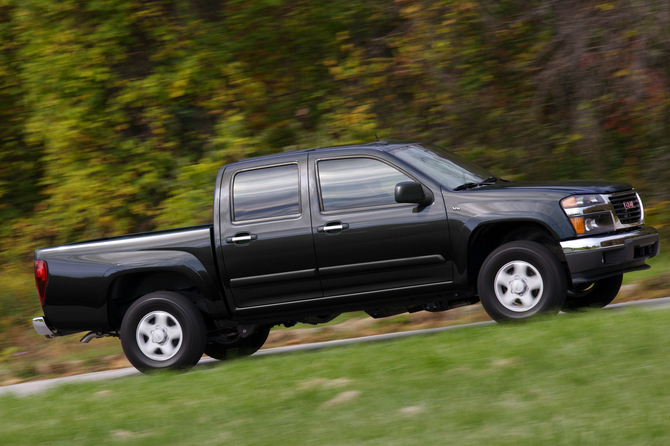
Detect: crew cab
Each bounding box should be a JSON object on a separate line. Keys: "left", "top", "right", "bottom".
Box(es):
{"left": 32, "top": 141, "right": 660, "bottom": 372}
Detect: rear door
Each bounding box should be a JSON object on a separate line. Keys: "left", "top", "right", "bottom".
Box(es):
{"left": 218, "top": 154, "right": 321, "bottom": 308}
{"left": 309, "top": 149, "right": 453, "bottom": 299}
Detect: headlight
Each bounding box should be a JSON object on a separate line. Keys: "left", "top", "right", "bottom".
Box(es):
{"left": 561, "top": 195, "right": 616, "bottom": 236}
{"left": 560, "top": 195, "right": 606, "bottom": 208}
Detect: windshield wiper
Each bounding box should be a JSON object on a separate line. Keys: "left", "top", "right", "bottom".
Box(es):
{"left": 453, "top": 176, "right": 500, "bottom": 191}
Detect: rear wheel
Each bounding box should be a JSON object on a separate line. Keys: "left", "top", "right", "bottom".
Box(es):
{"left": 205, "top": 325, "right": 271, "bottom": 360}
{"left": 563, "top": 274, "right": 623, "bottom": 311}
{"left": 121, "top": 291, "right": 206, "bottom": 372}
{"left": 478, "top": 241, "right": 567, "bottom": 322}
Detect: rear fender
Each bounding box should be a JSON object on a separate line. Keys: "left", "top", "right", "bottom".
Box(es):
{"left": 103, "top": 250, "right": 228, "bottom": 323}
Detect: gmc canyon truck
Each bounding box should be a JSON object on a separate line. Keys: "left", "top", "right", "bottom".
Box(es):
{"left": 32, "top": 141, "right": 660, "bottom": 372}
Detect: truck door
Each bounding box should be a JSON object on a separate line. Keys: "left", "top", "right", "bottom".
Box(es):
{"left": 217, "top": 154, "right": 321, "bottom": 308}
{"left": 309, "top": 150, "right": 453, "bottom": 299}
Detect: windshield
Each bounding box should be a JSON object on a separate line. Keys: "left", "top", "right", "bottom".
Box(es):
{"left": 389, "top": 143, "right": 496, "bottom": 190}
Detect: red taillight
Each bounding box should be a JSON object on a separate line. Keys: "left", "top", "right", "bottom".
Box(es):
{"left": 34, "top": 260, "right": 48, "bottom": 306}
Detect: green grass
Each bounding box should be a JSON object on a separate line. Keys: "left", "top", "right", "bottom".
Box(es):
{"left": 2, "top": 307, "right": 670, "bottom": 445}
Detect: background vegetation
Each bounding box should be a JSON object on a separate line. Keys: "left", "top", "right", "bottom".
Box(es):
{"left": 1, "top": 0, "right": 670, "bottom": 331}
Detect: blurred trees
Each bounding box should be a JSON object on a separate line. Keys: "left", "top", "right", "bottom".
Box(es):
{"left": 1, "top": 0, "right": 669, "bottom": 323}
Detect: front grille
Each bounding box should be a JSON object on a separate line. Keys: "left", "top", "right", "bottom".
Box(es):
{"left": 608, "top": 191, "right": 642, "bottom": 224}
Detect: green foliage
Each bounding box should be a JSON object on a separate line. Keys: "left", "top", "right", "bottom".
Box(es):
{"left": 1, "top": 0, "right": 670, "bottom": 328}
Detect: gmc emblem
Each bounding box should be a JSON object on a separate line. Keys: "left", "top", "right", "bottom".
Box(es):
{"left": 623, "top": 201, "right": 636, "bottom": 210}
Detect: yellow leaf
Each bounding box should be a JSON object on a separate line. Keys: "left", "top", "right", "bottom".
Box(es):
{"left": 596, "top": 3, "right": 615, "bottom": 11}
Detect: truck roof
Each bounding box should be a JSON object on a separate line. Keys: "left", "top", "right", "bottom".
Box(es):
{"left": 228, "top": 140, "right": 419, "bottom": 166}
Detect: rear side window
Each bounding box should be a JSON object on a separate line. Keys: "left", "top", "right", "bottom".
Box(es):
{"left": 318, "top": 157, "right": 412, "bottom": 211}
{"left": 233, "top": 164, "right": 300, "bottom": 221}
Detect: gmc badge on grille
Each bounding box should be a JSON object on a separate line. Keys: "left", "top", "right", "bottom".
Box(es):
{"left": 623, "top": 201, "right": 636, "bottom": 210}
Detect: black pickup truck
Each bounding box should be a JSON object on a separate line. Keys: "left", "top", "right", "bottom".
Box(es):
{"left": 32, "top": 141, "right": 660, "bottom": 371}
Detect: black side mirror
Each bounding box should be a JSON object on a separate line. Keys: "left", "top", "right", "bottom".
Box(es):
{"left": 395, "top": 182, "right": 433, "bottom": 206}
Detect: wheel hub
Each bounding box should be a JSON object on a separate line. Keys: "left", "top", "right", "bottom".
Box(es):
{"left": 150, "top": 326, "right": 168, "bottom": 344}
{"left": 509, "top": 276, "right": 528, "bottom": 295}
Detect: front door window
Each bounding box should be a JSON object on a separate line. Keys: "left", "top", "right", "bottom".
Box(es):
{"left": 317, "top": 158, "right": 412, "bottom": 212}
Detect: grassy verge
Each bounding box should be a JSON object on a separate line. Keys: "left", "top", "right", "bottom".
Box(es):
{"left": 1, "top": 307, "right": 670, "bottom": 445}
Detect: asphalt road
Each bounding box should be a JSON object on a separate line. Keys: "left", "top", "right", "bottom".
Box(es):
{"left": 3, "top": 296, "right": 670, "bottom": 398}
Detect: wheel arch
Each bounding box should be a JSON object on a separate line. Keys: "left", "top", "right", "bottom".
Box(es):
{"left": 106, "top": 267, "right": 213, "bottom": 331}
{"left": 467, "top": 220, "right": 567, "bottom": 292}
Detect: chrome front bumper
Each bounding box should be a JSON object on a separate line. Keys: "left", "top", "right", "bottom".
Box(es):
{"left": 560, "top": 226, "right": 660, "bottom": 284}
{"left": 560, "top": 226, "right": 659, "bottom": 253}
{"left": 32, "top": 317, "right": 55, "bottom": 337}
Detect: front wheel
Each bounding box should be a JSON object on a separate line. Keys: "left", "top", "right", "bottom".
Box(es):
{"left": 204, "top": 325, "right": 271, "bottom": 361}
{"left": 478, "top": 241, "right": 567, "bottom": 322}
{"left": 120, "top": 291, "right": 206, "bottom": 372}
{"left": 563, "top": 274, "right": 623, "bottom": 311}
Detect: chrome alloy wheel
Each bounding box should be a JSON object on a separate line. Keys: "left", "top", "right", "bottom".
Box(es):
{"left": 494, "top": 261, "right": 544, "bottom": 312}
{"left": 136, "top": 311, "right": 183, "bottom": 361}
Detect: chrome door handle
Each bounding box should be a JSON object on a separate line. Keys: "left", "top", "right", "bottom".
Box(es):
{"left": 323, "top": 224, "right": 344, "bottom": 232}
{"left": 225, "top": 233, "right": 258, "bottom": 244}
{"left": 317, "top": 222, "right": 350, "bottom": 234}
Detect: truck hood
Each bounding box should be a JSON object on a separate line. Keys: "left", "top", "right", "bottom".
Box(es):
{"left": 481, "top": 180, "right": 633, "bottom": 195}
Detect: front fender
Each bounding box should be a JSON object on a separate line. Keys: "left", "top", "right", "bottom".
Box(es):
{"left": 445, "top": 194, "right": 574, "bottom": 288}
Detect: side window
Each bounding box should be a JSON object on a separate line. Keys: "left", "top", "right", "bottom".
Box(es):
{"left": 233, "top": 164, "right": 300, "bottom": 221}
{"left": 318, "top": 158, "right": 412, "bottom": 211}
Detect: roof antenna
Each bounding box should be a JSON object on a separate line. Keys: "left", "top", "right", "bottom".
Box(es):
{"left": 375, "top": 133, "right": 379, "bottom": 142}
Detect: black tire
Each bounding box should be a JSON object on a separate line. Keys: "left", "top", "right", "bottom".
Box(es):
{"left": 478, "top": 241, "right": 567, "bottom": 322}
{"left": 204, "top": 325, "right": 271, "bottom": 361}
{"left": 562, "top": 274, "right": 623, "bottom": 311}
{"left": 120, "top": 291, "right": 206, "bottom": 372}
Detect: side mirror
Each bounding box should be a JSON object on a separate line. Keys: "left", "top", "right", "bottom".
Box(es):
{"left": 395, "top": 182, "right": 433, "bottom": 206}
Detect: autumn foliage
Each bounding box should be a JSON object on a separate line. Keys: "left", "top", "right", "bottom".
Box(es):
{"left": 1, "top": 0, "right": 669, "bottom": 326}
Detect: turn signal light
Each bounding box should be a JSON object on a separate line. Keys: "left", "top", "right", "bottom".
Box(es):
{"left": 570, "top": 217, "right": 586, "bottom": 235}
{"left": 34, "top": 260, "right": 48, "bottom": 306}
